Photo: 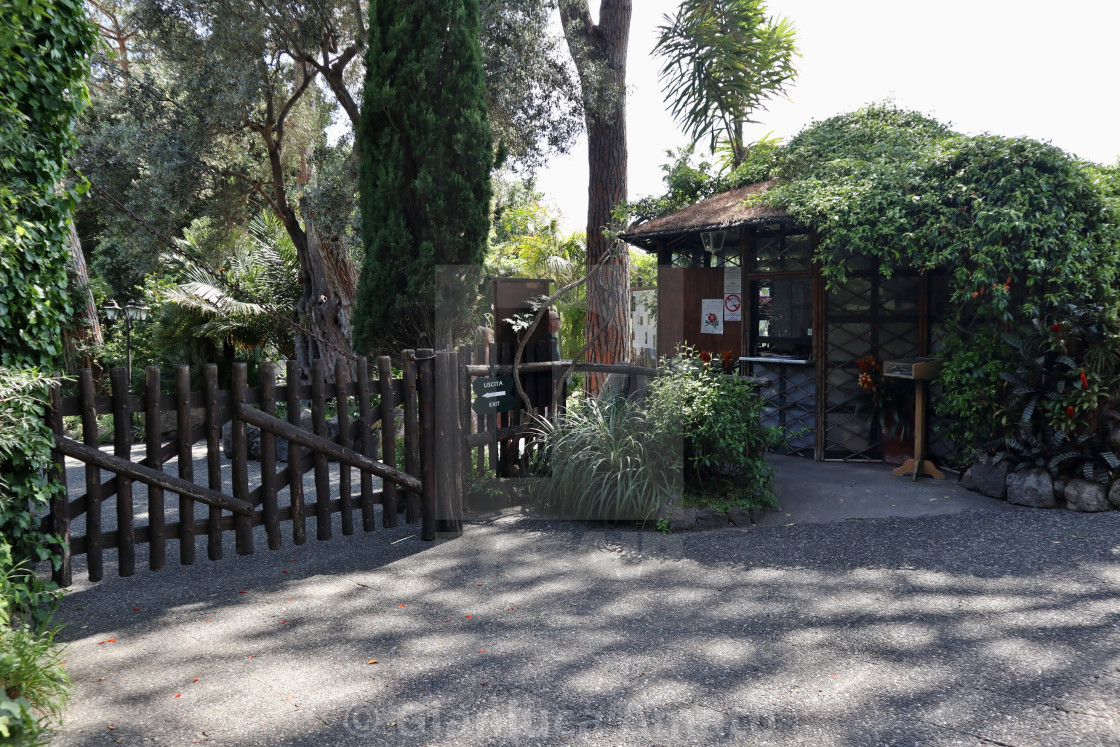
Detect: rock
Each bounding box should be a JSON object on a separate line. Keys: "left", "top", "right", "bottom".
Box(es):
{"left": 962, "top": 467, "right": 975, "bottom": 491}
{"left": 969, "top": 461, "right": 1011, "bottom": 500}
{"left": 727, "top": 508, "right": 753, "bottom": 528}
{"left": 1053, "top": 476, "right": 1068, "bottom": 497}
{"left": 1005, "top": 468, "right": 1055, "bottom": 508}
{"left": 669, "top": 508, "right": 696, "bottom": 532}
{"left": 1109, "top": 482, "right": 1120, "bottom": 510}
{"left": 1108, "top": 411, "right": 1120, "bottom": 451}
{"left": 1064, "top": 479, "right": 1111, "bottom": 512}
{"left": 695, "top": 508, "right": 727, "bottom": 530}
{"left": 221, "top": 421, "right": 261, "bottom": 460}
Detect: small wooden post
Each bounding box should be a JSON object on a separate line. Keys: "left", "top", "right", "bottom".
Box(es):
{"left": 310, "top": 359, "right": 332, "bottom": 541}
{"left": 230, "top": 363, "right": 254, "bottom": 555}
{"left": 259, "top": 362, "right": 280, "bottom": 550}
{"left": 417, "top": 348, "right": 436, "bottom": 541}
{"left": 335, "top": 358, "right": 354, "bottom": 536}
{"left": 285, "top": 360, "right": 307, "bottom": 546}
{"left": 458, "top": 344, "right": 472, "bottom": 501}
{"left": 203, "top": 364, "right": 223, "bottom": 560}
{"left": 79, "top": 369, "right": 103, "bottom": 582}
{"left": 434, "top": 350, "right": 463, "bottom": 538}
{"left": 175, "top": 365, "right": 195, "bottom": 565}
{"left": 48, "top": 376, "right": 71, "bottom": 587}
{"left": 378, "top": 355, "right": 399, "bottom": 527}
{"left": 144, "top": 366, "right": 166, "bottom": 571}
{"left": 110, "top": 367, "right": 136, "bottom": 577}
{"left": 356, "top": 357, "right": 376, "bottom": 532}
{"left": 487, "top": 341, "right": 498, "bottom": 477}
{"left": 402, "top": 349, "right": 421, "bottom": 523}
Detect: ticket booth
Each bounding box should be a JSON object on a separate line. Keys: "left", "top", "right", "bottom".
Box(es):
{"left": 620, "top": 181, "right": 951, "bottom": 463}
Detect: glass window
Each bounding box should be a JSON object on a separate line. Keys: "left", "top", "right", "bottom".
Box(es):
{"left": 752, "top": 276, "right": 813, "bottom": 358}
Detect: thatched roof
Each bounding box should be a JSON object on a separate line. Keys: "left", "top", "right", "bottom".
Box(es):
{"left": 620, "top": 179, "right": 790, "bottom": 250}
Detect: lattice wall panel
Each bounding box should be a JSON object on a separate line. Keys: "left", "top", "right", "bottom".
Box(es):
{"left": 822, "top": 271, "right": 923, "bottom": 460}
{"left": 753, "top": 361, "right": 815, "bottom": 457}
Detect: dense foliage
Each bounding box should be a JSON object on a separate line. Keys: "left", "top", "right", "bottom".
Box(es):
{"left": 528, "top": 349, "right": 780, "bottom": 521}
{"left": 648, "top": 349, "right": 781, "bottom": 504}
{"left": 1, "top": 1, "right": 95, "bottom": 739}
{"left": 355, "top": 0, "right": 493, "bottom": 352}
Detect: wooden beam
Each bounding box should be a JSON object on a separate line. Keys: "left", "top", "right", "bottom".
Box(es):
{"left": 235, "top": 403, "right": 423, "bottom": 493}
{"left": 54, "top": 436, "right": 253, "bottom": 516}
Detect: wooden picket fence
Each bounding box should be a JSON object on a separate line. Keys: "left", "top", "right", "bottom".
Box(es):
{"left": 45, "top": 349, "right": 465, "bottom": 587}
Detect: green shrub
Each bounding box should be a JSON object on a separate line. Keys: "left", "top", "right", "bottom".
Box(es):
{"left": 649, "top": 349, "right": 782, "bottom": 504}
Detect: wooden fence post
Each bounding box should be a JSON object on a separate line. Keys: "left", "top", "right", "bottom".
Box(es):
{"left": 231, "top": 363, "right": 254, "bottom": 555}
{"left": 434, "top": 350, "right": 463, "bottom": 538}
{"left": 402, "top": 350, "right": 420, "bottom": 523}
{"left": 378, "top": 356, "right": 399, "bottom": 528}
{"left": 259, "top": 362, "right": 281, "bottom": 550}
{"left": 110, "top": 367, "right": 135, "bottom": 577}
{"left": 144, "top": 366, "right": 166, "bottom": 571}
{"left": 48, "top": 376, "right": 71, "bottom": 587}
{"left": 175, "top": 365, "right": 196, "bottom": 565}
{"left": 310, "top": 359, "right": 331, "bottom": 541}
{"left": 417, "top": 348, "right": 436, "bottom": 541}
{"left": 356, "top": 357, "right": 376, "bottom": 532}
{"left": 79, "top": 368, "right": 103, "bottom": 582}
{"left": 203, "top": 364, "right": 223, "bottom": 561}
{"left": 286, "top": 359, "right": 307, "bottom": 546}
{"left": 335, "top": 358, "right": 354, "bottom": 536}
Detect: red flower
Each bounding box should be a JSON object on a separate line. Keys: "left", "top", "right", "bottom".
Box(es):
{"left": 699, "top": 351, "right": 712, "bottom": 363}
{"left": 1080, "top": 368, "right": 1089, "bottom": 390}
{"left": 1050, "top": 323, "right": 1062, "bottom": 332}
{"left": 1066, "top": 406, "right": 1076, "bottom": 418}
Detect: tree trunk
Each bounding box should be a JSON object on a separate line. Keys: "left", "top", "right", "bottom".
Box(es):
{"left": 560, "top": 0, "right": 632, "bottom": 389}
{"left": 62, "top": 216, "right": 103, "bottom": 368}
{"left": 293, "top": 199, "right": 357, "bottom": 383}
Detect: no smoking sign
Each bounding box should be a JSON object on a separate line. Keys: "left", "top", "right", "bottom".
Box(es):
{"left": 724, "top": 293, "right": 742, "bottom": 321}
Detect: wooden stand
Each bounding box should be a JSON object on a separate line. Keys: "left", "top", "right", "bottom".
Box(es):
{"left": 891, "top": 378, "right": 944, "bottom": 480}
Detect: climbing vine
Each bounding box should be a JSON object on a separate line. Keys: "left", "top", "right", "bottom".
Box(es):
{"left": 1, "top": 0, "right": 95, "bottom": 739}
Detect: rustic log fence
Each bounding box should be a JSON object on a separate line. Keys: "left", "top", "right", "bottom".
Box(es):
{"left": 46, "top": 349, "right": 464, "bottom": 587}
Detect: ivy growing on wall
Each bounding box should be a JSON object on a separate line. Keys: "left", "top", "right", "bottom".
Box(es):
{"left": 0, "top": 0, "right": 96, "bottom": 603}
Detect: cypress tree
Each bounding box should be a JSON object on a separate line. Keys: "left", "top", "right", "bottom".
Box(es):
{"left": 355, "top": 0, "right": 493, "bottom": 352}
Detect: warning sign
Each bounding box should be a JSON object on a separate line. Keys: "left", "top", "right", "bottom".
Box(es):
{"left": 724, "top": 293, "right": 742, "bottom": 322}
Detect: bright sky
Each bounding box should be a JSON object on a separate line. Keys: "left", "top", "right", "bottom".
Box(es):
{"left": 537, "top": 0, "right": 1120, "bottom": 233}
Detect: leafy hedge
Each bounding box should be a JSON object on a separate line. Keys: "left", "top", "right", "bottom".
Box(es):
{"left": 1, "top": 0, "right": 96, "bottom": 742}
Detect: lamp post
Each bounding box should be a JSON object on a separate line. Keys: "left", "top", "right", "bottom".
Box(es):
{"left": 104, "top": 299, "right": 150, "bottom": 383}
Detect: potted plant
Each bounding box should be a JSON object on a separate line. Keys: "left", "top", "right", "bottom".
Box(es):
{"left": 854, "top": 355, "right": 913, "bottom": 464}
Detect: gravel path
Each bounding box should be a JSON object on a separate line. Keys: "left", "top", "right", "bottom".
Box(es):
{"left": 49, "top": 501, "right": 1120, "bottom": 746}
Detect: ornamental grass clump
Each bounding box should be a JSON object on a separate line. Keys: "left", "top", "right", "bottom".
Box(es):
{"left": 526, "top": 393, "right": 682, "bottom": 522}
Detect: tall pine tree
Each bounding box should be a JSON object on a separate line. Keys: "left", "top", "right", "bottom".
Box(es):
{"left": 355, "top": 0, "right": 493, "bottom": 352}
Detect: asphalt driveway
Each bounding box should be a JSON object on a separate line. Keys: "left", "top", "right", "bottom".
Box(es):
{"left": 49, "top": 497, "right": 1120, "bottom": 746}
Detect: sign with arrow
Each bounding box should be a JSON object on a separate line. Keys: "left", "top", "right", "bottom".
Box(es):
{"left": 471, "top": 375, "right": 517, "bottom": 415}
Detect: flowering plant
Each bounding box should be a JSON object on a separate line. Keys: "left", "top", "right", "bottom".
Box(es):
{"left": 853, "top": 355, "right": 912, "bottom": 440}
